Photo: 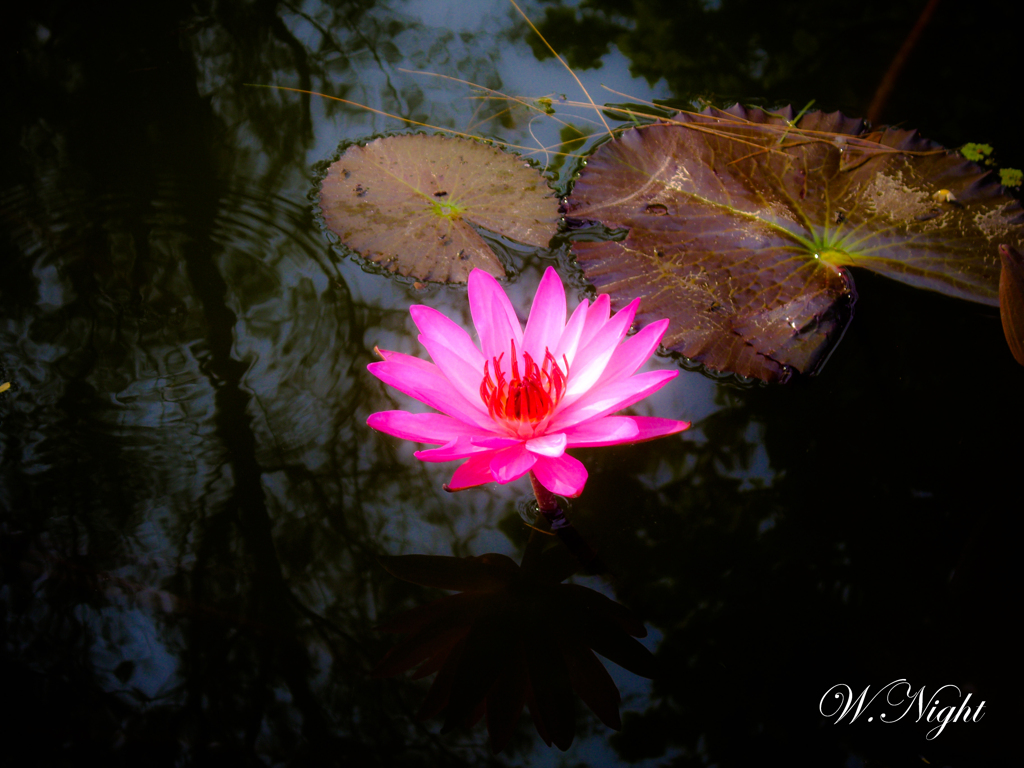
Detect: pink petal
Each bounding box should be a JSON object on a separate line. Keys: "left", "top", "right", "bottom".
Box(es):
{"left": 592, "top": 319, "right": 669, "bottom": 390}
{"left": 468, "top": 269, "right": 523, "bottom": 361}
{"left": 562, "top": 416, "right": 640, "bottom": 447}
{"left": 410, "top": 305, "right": 485, "bottom": 369}
{"left": 522, "top": 267, "right": 566, "bottom": 362}
{"left": 488, "top": 443, "right": 538, "bottom": 484}
{"left": 553, "top": 298, "right": 589, "bottom": 370}
{"left": 629, "top": 415, "right": 691, "bottom": 441}
{"left": 549, "top": 369, "right": 679, "bottom": 430}
{"left": 526, "top": 432, "right": 567, "bottom": 457}
{"left": 576, "top": 293, "right": 610, "bottom": 351}
{"left": 576, "top": 297, "right": 638, "bottom": 359}
{"left": 564, "top": 298, "right": 640, "bottom": 400}
{"left": 531, "top": 453, "right": 589, "bottom": 497}
{"left": 368, "top": 358, "right": 495, "bottom": 431}
{"left": 418, "top": 334, "right": 489, "bottom": 412}
{"left": 373, "top": 347, "right": 437, "bottom": 373}
{"left": 367, "top": 411, "right": 494, "bottom": 445}
{"left": 471, "top": 435, "right": 523, "bottom": 450}
{"left": 446, "top": 453, "right": 497, "bottom": 490}
{"left": 415, "top": 437, "right": 490, "bottom": 462}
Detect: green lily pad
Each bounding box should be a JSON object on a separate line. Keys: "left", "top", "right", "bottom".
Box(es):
{"left": 319, "top": 134, "right": 560, "bottom": 283}
{"left": 565, "top": 105, "right": 1024, "bottom": 382}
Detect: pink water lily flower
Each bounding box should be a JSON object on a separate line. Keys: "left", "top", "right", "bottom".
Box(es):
{"left": 367, "top": 267, "right": 690, "bottom": 497}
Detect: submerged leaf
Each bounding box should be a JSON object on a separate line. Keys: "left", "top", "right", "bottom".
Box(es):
{"left": 373, "top": 549, "right": 654, "bottom": 752}
{"left": 379, "top": 553, "right": 518, "bottom": 592}
{"left": 320, "top": 134, "right": 559, "bottom": 283}
{"left": 999, "top": 244, "right": 1024, "bottom": 366}
{"left": 565, "top": 105, "right": 1024, "bottom": 382}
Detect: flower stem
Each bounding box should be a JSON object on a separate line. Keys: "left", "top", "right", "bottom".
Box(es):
{"left": 529, "top": 471, "right": 560, "bottom": 513}
{"left": 528, "top": 471, "right": 605, "bottom": 574}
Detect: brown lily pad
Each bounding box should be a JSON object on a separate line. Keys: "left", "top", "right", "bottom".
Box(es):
{"left": 319, "top": 134, "right": 560, "bottom": 283}
{"left": 565, "top": 105, "right": 1024, "bottom": 382}
{"left": 999, "top": 244, "right": 1024, "bottom": 366}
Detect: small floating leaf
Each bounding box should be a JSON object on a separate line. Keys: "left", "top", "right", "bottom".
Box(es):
{"left": 566, "top": 105, "right": 1024, "bottom": 382}
{"left": 961, "top": 143, "right": 993, "bottom": 163}
{"left": 999, "top": 168, "right": 1023, "bottom": 188}
{"left": 319, "top": 134, "right": 560, "bottom": 283}
{"left": 999, "top": 244, "right": 1024, "bottom": 366}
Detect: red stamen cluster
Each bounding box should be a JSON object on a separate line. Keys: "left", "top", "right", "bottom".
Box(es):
{"left": 480, "top": 341, "right": 568, "bottom": 425}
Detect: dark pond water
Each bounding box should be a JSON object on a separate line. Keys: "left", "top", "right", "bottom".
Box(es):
{"left": 2, "top": 1, "right": 1022, "bottom": 766}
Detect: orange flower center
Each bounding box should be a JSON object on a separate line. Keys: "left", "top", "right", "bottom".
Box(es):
{"left": 480, "top": 341, "right": 568, "bottom": 426}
